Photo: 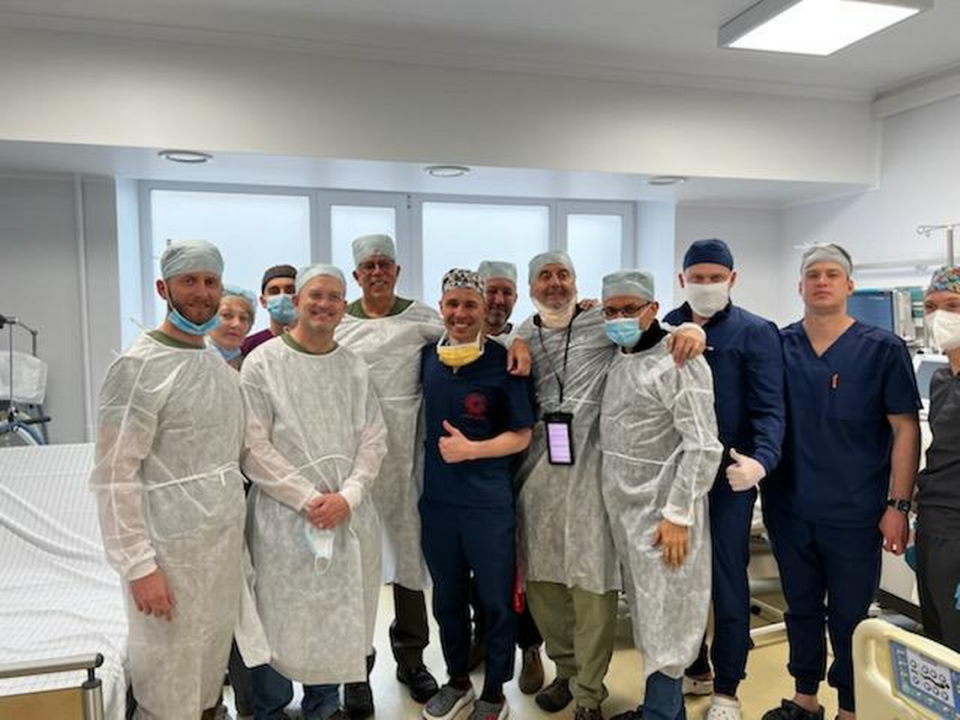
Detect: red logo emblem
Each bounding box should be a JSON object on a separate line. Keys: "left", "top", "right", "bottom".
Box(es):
{"left": 464, "top": 393, "right": 488, "bottom": 420}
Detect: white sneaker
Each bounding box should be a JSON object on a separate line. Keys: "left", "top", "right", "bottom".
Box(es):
{"left": 704, "top": 695, "right": 742, "bottom": 720}
{"left": 682, "top": 674, "right": 714, "bottom": 696}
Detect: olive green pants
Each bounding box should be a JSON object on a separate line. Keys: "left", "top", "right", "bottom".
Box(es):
{"left": 526, "top": 581, "right": 618, "bottom": 709}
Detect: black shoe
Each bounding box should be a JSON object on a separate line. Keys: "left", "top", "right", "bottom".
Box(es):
{"left": 396, "top": 664, "right": 439, "bottom": 704}
{"left": 535, "top": 677, "right": 573, "bottom": 713}
{"left": 343, "top": 681, "right": 374, "bottom": 719}
{"left": 609, "top": 709, "right": 641, "bottom": 720}
{"left": 761, "top": 700, "right": 825, "bottom": 720}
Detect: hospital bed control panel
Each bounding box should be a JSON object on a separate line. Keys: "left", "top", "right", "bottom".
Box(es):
{"left": 891, "top": 640, "right": 960, "bottom": 718}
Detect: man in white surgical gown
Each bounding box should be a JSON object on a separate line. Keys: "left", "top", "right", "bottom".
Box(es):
{"left": 599, "top": 270, "right": 723, "bottom": 720}
{"left": 90, "top": 239, "right": 247, "bottom": 720}
{"left": 241, "top": 264, "right": 388, "bottom": 720}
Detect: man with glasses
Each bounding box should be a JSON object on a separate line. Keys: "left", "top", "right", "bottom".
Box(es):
{"left": 335, "top": 234, "right": 443, "bottom": 714}
{"left": 599, "top": 269, "right": 723, "bottom": 720}
{"left": 663, "top": 239, "right": 786, "bottom": 720}
{"left": 516, "top": 252, "right": 706, "bottom": 720}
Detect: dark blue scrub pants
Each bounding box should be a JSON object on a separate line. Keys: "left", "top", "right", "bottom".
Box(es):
{"left": 689, "top": 483, "right": 757, "bottom": 697}
{"left": 765, "top": 507, "right": 881, "bottom": 713}
{"left": 420, "top": 500, "right": 517, "bottom": 700}
{"left": 251, "top": 664, "right": 339, "bottom": 720}
{"left": 642, "top": 672, "right": 687, "bottom": 720}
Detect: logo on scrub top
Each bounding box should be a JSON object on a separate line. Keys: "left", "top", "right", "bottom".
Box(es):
{"left": 463, "top": 393, "right": 488, "bottom": 421}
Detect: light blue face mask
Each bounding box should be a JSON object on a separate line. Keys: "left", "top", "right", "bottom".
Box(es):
{"left": 215, "top": 344, "right": 242, "bottom": 362}
{"left": 304, "top": 522, "right": 336, "bottom": 573}
{"left": 168, "top": 306, "right": 221, "bottom": 336}
{"left": 604, "top": 318, "right": 643, "bottom": 348}
{"left": 266, "top": 293, "right": 297, "bottom": 325}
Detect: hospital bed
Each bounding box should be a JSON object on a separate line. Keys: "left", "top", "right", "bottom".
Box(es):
{"left": 0, "top": 443, "right": 127, "bottom": 720}
{"left": 854, "top": 618, "right": 960, "bottom": 719}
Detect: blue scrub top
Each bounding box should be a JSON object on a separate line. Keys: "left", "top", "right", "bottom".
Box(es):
{"left": 420, "top": 340, "right": 536, "bottom": 508}
{"left": 764, "top": 320, "right": 920, "bottom": 528}
{"left": 664, "top": 302, "right": 785, "bottom": 477}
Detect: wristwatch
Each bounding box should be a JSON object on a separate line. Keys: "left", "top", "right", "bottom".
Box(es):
{"left": 887, "top": 498, "right": 912, "bottom": 515}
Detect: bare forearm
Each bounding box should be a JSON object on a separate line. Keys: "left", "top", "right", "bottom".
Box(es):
{"left": 888, "top": 415, "right": 920, "bottom": 499}
{"left": 467, "top": 428, "right": 532, "bottom": 460}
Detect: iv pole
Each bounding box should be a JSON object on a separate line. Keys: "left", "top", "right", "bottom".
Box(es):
{"left": 916, "top": 224, "right": 959, "bottom": 266}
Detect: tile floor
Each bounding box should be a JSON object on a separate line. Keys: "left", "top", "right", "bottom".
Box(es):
{"left": 227, "top": 586, "right": 841, "bottom": 720}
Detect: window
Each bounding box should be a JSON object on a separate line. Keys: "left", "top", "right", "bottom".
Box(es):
{"left": 565, "top": 214, "right": 625, "bottom": 302}
{"left": 149, "top": 189, "right": 311, "bottom": 332}
{"left": 330, "top": 205, "right": 397, "bottom": 302}
{"left": 421, "top": 202, "right": 549, "bottom": 320}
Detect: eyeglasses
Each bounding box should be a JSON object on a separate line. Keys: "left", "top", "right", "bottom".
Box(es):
{"left": 602, "top": 303, "right": 650, "bottom": 320}
{"left": 357, "top": 259, "right": 396, "bottom": 272}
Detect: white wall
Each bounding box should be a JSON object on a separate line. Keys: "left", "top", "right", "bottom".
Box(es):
{"left": 675, "top": 204, "right": 783, "bottom": 323}
{"left": 0, "top": 175, "right": 121, "bottom": 443}
{"left": 780, "top": 93, "right": 960, "bottom": 322}
{"left": 0, "top": 27, "right": 877, "bottom": 186}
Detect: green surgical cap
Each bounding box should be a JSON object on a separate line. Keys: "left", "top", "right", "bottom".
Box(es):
{"left": 528, "top": 251, "right": 575, "bottom": 285}
{"left": 602, "top": 269, "right": 655, "bottom": 302}
{"left": 160, "top": 239, "right": 224, "bottom": 280}
{"left": 478, "top": 261, "right": 517, "bottom": 285}
{"left": 295, "top": 264, "right": 347, "bottom": 294}
{"left": 352, "top": 234, "right": 396, "bottom": 266}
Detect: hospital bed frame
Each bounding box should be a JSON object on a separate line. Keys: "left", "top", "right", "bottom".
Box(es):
{"left": 0, "top": 653, "right": 106, "bottom": 720}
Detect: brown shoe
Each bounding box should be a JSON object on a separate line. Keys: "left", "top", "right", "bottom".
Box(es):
{"left": 518, "top": 646, "right": 545, "bottom": 694}
{"left": 535, "top": 676, "right": 573, "bottom": 712}
{"left": 574, "top": 706, "right": 605, "bottom": 720}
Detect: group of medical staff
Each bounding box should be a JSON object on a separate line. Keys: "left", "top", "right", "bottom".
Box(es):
{"left": 87, "top": 229, "right": 960, "bottom": 720}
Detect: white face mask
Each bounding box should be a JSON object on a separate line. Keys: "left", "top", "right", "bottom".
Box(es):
{"left": 304, "top": 524, "right": 336, "bottom": 573}
{"left": 685, "top": 281, "right": 730, "bottom": 319}
{"left": 533, "top": 298, "right": 577, "bottom": 329}
{"left": 928, "top": 310, "right": 960, "bottom": 352}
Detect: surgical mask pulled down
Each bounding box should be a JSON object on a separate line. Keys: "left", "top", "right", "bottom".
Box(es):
{"left": 266, "top": 293, "right": 297, "bottom": 326}
{"left": 437, "top": 332, "right": 485, "bottom": 368}
{"left": 533, "top": 298, "right": 576, "bottom": 329}
{"left": 168, "top": 306, "right": 220, "bottom": 336}
{"left": 928, "top": 309, "right": 960, "bottom": 352}
{"left": 685, "top": 281, "right": 730, "bottom": 318}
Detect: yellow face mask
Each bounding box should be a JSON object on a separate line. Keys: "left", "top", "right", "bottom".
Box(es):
{"left": 437, "top": 332, "right": 484, "bottom": 368}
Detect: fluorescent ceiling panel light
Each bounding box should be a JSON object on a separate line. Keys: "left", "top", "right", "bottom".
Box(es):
{"left": 719, "top": 0, "right": 931, "bottom": 56}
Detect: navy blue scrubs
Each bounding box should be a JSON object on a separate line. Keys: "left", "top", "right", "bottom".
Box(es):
{"left": 419, "top": 340, "right": 536, "bottom": 699}
{"left": 664, "top": 301, "right": 785, "bottom": 698}
{"left": 762, "top": 320, "right": 919, "bottom": 712}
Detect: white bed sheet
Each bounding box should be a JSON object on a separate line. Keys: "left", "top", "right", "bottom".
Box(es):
{"left": 0, "top": 443, "right": 127, "bottom": 720}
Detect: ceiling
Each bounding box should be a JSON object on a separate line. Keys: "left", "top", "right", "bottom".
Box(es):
{"left": 0, "top": 0, "right": 956, "bottom": 100}
{"left": 0, "top": 140, "right": 870, "bottom": 207}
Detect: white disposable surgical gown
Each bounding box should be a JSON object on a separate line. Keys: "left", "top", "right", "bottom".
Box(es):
{"left": 600, "top": 340, "right": 723, "bottom": 679}
{"left": 515, "top": 307, "right": 622, "bottom": 595}
{"left": 240, "top": 337, "right": 388, "bottom": 684}
{"left": 335, "top": 302, "right": 442, "bottom": 590}
{"left": 89, "top": 333, "right": 247, "bottom": 720}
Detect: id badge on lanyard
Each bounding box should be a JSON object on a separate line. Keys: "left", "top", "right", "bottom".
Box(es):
{"left": 543, "top": 411, "right": 575, "bottom": 466}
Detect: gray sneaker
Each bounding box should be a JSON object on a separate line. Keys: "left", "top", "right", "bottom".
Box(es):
{"left": 469, "top": 698, "right": 509, "bottom": 720}
{"left": 423, "top": 684, "right": 476, "bottom": 720}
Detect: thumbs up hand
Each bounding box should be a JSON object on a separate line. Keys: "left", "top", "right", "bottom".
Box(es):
{"left": 439, "top": 420, "right": 476, "bottom": 464}
{"left": 725, "top": 448, "right": 766, "bottom": 492}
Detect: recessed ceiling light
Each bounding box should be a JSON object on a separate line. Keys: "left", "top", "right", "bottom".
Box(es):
{"left": 425, "top": 164, "right": 471, "bottom": 178}
{"left": 647, "top": 176, "right": 687, "bottom": 186}
{"left": 719, "top": 0, "right": 931, "bottom": 56}
{"left": 158, "top": 149, "right": 213, "bottom": 164}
